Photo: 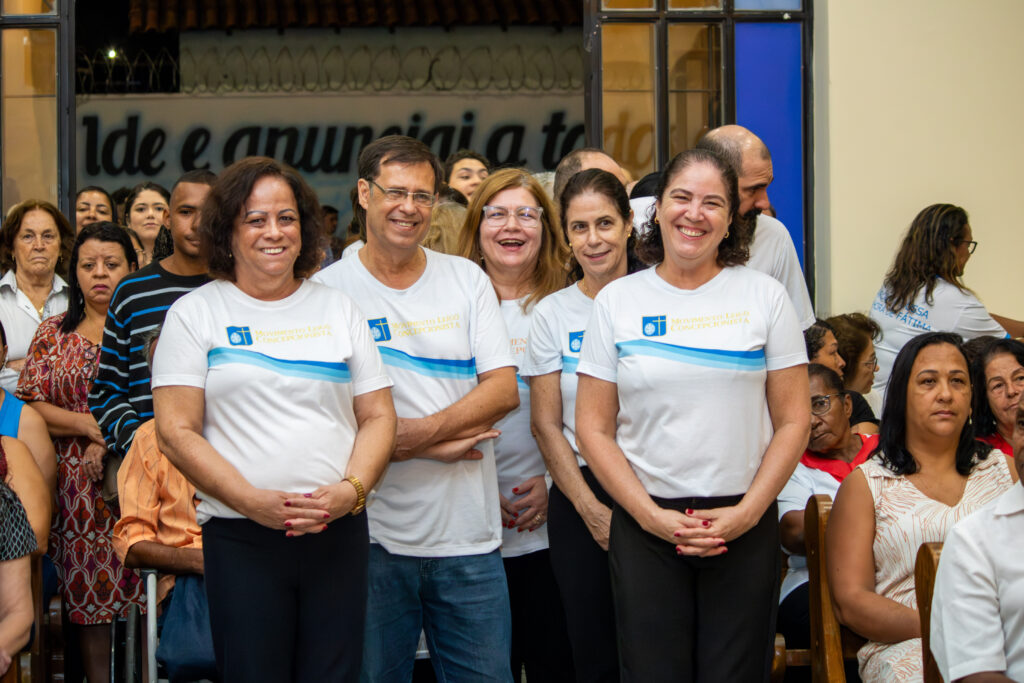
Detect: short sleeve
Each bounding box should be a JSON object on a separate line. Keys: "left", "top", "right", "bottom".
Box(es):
{"left": 468, "top": 268, "right": 515, "bottom": 375}
{"left": 15, "top": 318, "right": 60, "bottom": 403}
{"left": 931, "top": 522, "right": 1007, "bottom": 681}
{"left": 111, "top": 427, "right": 164, "bottom": 563}
{"left": 341, "top": 294, "right": 393, "bottom": 397}
{"left": 151, "top": 297, "right": 211, "bottom": 389}
{"left": 849, "top": 391, "right": 878, "bottom": 426}
{"left": 521, "top": 301, "right": 562, "bottom": 377}
{"left": 952, "top": 292, "right": 1009, "bottom": 340}
{"left": 763, "top": 282, "right": 808, "bottom": 372}
{"left": 777, "top": 465, "right": 814, "bottom": 520}
{"left": 576, "top": 294, "right": 618, "bottom": 383}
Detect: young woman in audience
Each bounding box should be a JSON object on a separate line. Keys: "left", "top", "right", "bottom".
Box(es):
{"left": 777, "top": 364, "right": 877, "bottom": 666}
{"left": 0, "top": 201, "right": 73, "bottom": 394}
{"left": 445, "top": 149, "right": 490, "bottom": 201}
{"left": 74, "top": 186, "right": 117, "bottom": 233}
{"left": 152, "top": 157, "right": 396, "bottom": 682}
{"left": 122, "top": 181, "right": 170, "bottom": 267}
{"left": 805, "top": 318, "right": 879, "bottom": 434}
{"left": 16, "top": 222, "right": 140, "bottom": 683}
{"left": 523, "top": 167, "right": 641, "bottom": 682}
{"left": 575, "top": 148, "right": 809, "bottom": 681}
{"left": 869, "top": 204, "right": 1024, "bottom": 398}
{"left": 827, "top": 331, "right": 1017, "bottom": 682}
{"left": 458, "top": 167, "right": 575, "bottom": 682}
{"left": 828, "top": 312, "right": 883, "bottom": 413}
{"left": 970, "top": 337, "right": 1024, "bottom": 455}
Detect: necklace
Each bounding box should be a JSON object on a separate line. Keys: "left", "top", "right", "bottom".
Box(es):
{"left": 36, "top": 302, "right": 45, "bottom": 318}
{"left": 578, "top": 279, "right": 594, "bottom": 299}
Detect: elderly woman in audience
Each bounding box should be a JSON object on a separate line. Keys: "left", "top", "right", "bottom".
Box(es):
{"left": 16, "top": 222, "right": 140, "bottom": 683}
{"left": 777, "top": 364, "right": 878, "bottom": 664}
{"left": 153, "top": 157, "right": 396, "bottom": 682}
{"left": 805, "top": 318, "right": 878, "bottom": 434}
{"left": 576, "top": 148, "right": 809, "bottom": 681}
{"left": 970, "top": 337, "right": 1024, "bottom": 455}
{"left": 827, "top": 331, "right": 1017, "bottom": 682}
{"left": 74, "top": 186, "right": 117, "bottom": 233}
{"left": 0, "top": 201, "right": 73, "bottom": 394}
{"left": 122, "top": 181, "right": 170, "bottom": 267}
{"left": 931, "top": 401, "right": 1024, "bottom": 683}
{"left": 523, "top": 168, "right": 641, "bottom": 682}
{"left": 828, "top": 312, "right": 883, "bottom": 414}
{"left": 458, "top": 167, "right": 575, "bottom": 681}
{"left": 870, "top": 204, "right": 1024, "bottom": 398}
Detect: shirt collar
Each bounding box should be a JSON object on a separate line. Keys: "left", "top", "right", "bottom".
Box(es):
{"left": 51, "top": 274, "right": 68, "bottom": 294}
{"left": 0, "top": 270, "right": 16, "bottom": 291}
{"left": 993, "top": 482, "right": 1024, "bottom": 517}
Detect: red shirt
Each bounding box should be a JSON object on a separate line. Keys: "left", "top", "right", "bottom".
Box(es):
{"left": 978, "top": 432, "right": 1012, "bottom": 455}
{"left": 800, "top": 433, "right": 879, "bottom": 482}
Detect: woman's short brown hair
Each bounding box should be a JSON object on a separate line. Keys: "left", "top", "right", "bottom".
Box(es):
{"left": 200, "top": 157, "right": 323, "bottom": 281}
{"left": 0, "top": 199, "right": 75, "bottom": 276}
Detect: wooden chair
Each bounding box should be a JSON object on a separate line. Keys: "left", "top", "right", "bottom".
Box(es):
{"left": 915, "top": 542, "right": 944, "bottom": 683}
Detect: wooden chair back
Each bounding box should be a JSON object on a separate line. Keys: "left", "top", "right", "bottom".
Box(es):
{"left": 915, "top": 542, "right": 944, "bottom": 683}
{"left": 807, "top": 493, "right": 866, "bottom": 682}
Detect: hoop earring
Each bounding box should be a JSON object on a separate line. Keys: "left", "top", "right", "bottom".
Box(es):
{"left": 725, "top": 231, "right": 730, "bottom": 238}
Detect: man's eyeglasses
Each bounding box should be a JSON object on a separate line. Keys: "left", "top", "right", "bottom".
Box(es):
{"left": 368, "top": 180, "right": 436, "bottom": 208}
{"left": 811, "top": 393, "right": 844, "bottom": 416}
{"left": 482, "top": 205, "right": 543, "bottom": 227}
{"left": 954, "top": 239, "right": 978, "bottom": 254}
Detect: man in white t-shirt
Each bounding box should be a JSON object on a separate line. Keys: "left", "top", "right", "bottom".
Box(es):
{"left": 696, "top": 125, "right": 816, "bottom": 330}
{"left": 314, "top": 135, "right": 519, "bottom": 683}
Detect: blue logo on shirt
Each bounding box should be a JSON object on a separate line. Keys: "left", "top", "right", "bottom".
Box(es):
{"left": 568, "top": 331, "right": 584, "bottom": 353}
{"left": 642, "top": 315, "right": 666, "bottom": 337}
{"left": 368, "top": 317, "right": 391, "bottom": 342}
{"left": 226, "top": 326, "right": 253, "bottom": 346}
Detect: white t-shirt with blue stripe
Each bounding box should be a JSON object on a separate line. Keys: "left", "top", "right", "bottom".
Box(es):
{"left": 577, "top": 266, "right": 806, "bottom": 499}
{"left": 152, "top": 279, "right": 393, "bottom": 523}
{"left": 314, "top": 248, "right": 515, "bottom": 557}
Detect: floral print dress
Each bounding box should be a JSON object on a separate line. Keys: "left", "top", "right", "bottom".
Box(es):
{"left": 16, "top": 314, "right": 143, "bottom": 625}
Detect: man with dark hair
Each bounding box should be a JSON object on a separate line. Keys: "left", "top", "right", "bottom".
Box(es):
{"left": 89, "top": 169, "right": 216, "bottom": 458}
{"left": 552, "top": 147, "right": 628, "bottom": 202}
{"left": 697, "top": 125, "right": 816, "bottom": 329}
{"left": 315, "top": 135, "right": 519, "bottom": 681}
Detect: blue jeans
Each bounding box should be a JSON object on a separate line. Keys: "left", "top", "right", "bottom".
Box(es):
{"left": 361, "top": 545, "right": 512, "bottom": 683}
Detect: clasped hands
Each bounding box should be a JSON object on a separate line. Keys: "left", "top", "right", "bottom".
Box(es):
{"left": 643, "top": 504, "right": 756, "bottom": 558}
{"left": 242, "top": 480, "right": 359, "bottom": 537}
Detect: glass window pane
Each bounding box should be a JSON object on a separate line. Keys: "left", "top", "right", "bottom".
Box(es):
{"left": 601, "top": 23, "right": 655, "bottom": 180}
{"left": 735, "top": 0, "right": 801, "bottom": 9}
{"left": 668, "top": 0, "right": 722, "bottom": 10}
{"left": 601, "top": 0, "right": 656, "bottom": 9}
{"left": 2, "top": 28, "right": 58, "bottom": 214}
{"left": 667, "top": 23, "right": 722, "bottom": 157}
{"left": 2, "top": 0, "right": 56, "bottom": 15}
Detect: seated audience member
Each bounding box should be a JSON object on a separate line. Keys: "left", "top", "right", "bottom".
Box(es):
{"left": 0, "top": 448, "right": 37, "bottom": 676}
{"left": 444, "top": 149, "right": 490, "bottom": 201}
{"left": 828, "top": 312, "right": 883, "bottom": 414}
{"left": 777, "top": 364, "right": 878, "bottom": 654}
{"left": 827, "top": 332, "right": 1017, "bottom": 682}
{"left": 962, "top": 335, "right": 1000, "bottom": 366}
{"left": 0, "top": 319, "right": 56, "bottom": 491}
{"left": 552, "top": 147, "right": 628, "bottom": 203}
{"left": 805, "top": 319, "right": 878, "bottom": 434}
{"left": 931, "top": 402, "right": 1024, "bottom": 683}
{"left": 970, "top": 338, "right": 1024, "bottom": 455}
{"left": 869, "top": 204, "right": 1024, "bottom": 398}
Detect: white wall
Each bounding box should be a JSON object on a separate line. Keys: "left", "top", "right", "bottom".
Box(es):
{"left": 814, "top": 0, "right": 1024, "bottom": 322}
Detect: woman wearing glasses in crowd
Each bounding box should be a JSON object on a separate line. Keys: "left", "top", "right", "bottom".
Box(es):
{"left": 458, "top": 168, "right": 575, "bottom": 682}
{"left": 804, "top": 319, "right": 878, "bottom": 435}
{"left": 827, "top": 331, "right": 1017, "bottom": 681}
{"left": 575, "top": 148, "right": 809, "bottom": 681}
{"left": 869, "top": 204, "right": 1024, "bottom": 399}
{"left": 827, "top": 312, "right": 883, "bottom": 414}
{"left": 970, "top": 337, "right": 1024, "bottom": 455}
{"left": 522, "top": 168, "right": 642, "bottom": 682}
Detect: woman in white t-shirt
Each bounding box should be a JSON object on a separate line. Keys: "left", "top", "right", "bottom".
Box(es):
{"left": 521, "top": 167, "right": 641, "bottom": 682}
{"left": 870, "top": 203, "right": 1024, "bottom": 397}
{"left": 575, "top": 148, "right": 810, "bottom": 681}
{"left": 152, "top": 157, "right": 396, "bottom": 683}
{"left": 457, "top": 167, "right": 574, "bottom": 681}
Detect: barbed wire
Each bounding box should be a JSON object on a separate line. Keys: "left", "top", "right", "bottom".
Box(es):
{"left": 77, "top": 43, "right": 584, "bottom": 95}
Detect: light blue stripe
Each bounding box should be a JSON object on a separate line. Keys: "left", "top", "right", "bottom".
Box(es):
{"left": 208, "top": 347, "right": 351, "bottom": 383}
{"left": 378, "top": 346, "right": 476, "bottom": 380}
{"left": 516, "top": 374, "right": 528, "bottom": 389}
{"left": 617, "top": 339, "right": 766, "bottom": 371}
{"left": 561, "top": 356, "right": 579, "bottom": 374}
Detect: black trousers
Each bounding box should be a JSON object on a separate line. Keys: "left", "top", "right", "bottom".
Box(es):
{"left": 609, "top": 495, "right": 781, "bottom": 683}
{"left": 202, "top": 514, "right": 369, "bottom": 683}
{"left": 503, "top": 549, "right": 575, "bottom": 683}
{"left": 548, "top": 466, "right": 619, "bottom": 683}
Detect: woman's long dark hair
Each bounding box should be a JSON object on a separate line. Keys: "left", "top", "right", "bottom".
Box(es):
{"left": 970, "top": 337, "right": 1024, "bottom": 438}
{"left": 875, "top": 331, "right": 990, "bottom": 475}
{"left": 61, "top": 222, "right": 138, "bottom": 333}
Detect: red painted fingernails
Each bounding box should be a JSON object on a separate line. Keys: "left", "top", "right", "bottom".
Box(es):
{"left": 702, "top": 520, "right": 710, "bottom": 527}
{"left": 323, "top": 512, "right": 330, "bottom": 519}
{"left": 685, "top": 508, "right": 694, "bottom": 515}
{"left": 284, "top": 521, "right": 292, "bottom": 527}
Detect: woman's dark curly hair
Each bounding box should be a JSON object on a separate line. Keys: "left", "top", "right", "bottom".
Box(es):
{"left": 969, "top": 337, "right": 1024, "bottom": 439}
{"left": 875, "top": 331, "right": 991, "bottom": 475}
{"left": 635, "top": 148, "right": 748, "bottom": 267}
{"left": 199, "top": 156, "right": 323, "bottom": 281}
{"left": 61, "top": 222, "right": 138, "bottom": 333}
{"left": 558, "top": 168, "right": 645, "bottom": 282}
